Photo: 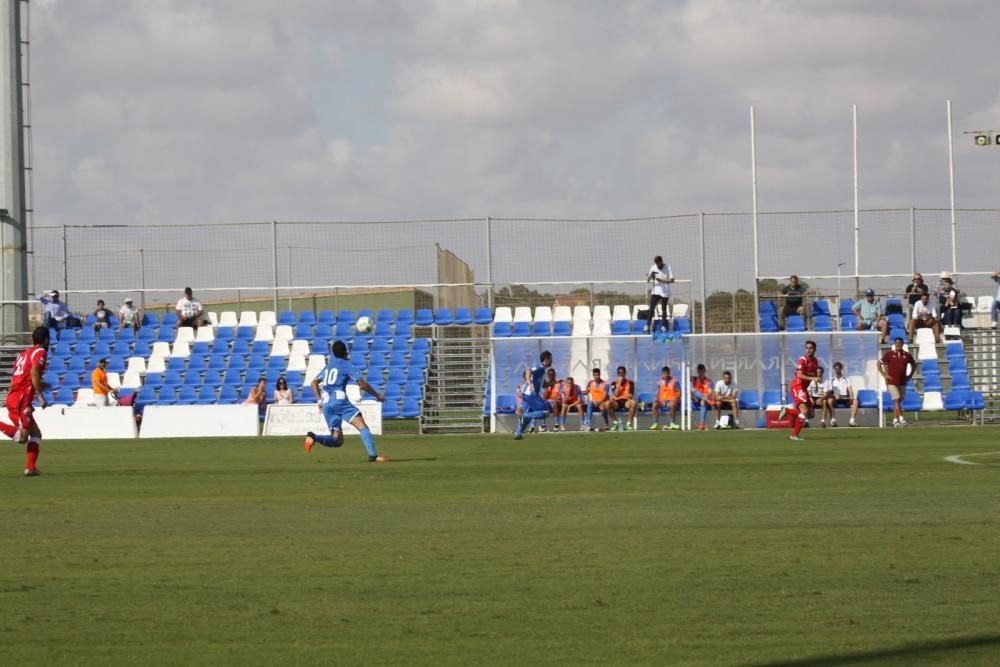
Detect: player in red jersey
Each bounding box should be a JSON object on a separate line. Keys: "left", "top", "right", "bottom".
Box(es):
{"left": 1, "top": 327, "right": 50, "bottom": 475}
{"left": 778, "top": 339, "right": 820, "bottom": 441}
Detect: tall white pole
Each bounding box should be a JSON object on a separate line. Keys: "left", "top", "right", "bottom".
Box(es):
{"left": 271, "top": 219, "right": 279, "bottom": 313}
{"left": 750, "top": 105, "right": 760, "bottom": 330}
{"left": 852, "top": 104, "right": 860, "bottom": 292}
{"left": 946, "top": 99, "right": 957, "bottom": 274}
{"left": 698, "top": 212, "right": 706, "bottom": 334}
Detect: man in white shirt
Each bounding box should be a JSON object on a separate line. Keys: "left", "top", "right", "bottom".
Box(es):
{"left": 712, "top": 370, "right": 740, "bottom": 428}
{"left": 822, "top": 361, "right": 859, "bottom": 427}
{"left": 907, "top": 292, "right": 940, "bottom": 342}
{"left": 644, "top": 255, "right": 674, "bottom": 333}
{"left": 118, "top": 297, "right": 140, "bottom": 333}
{"left": 807, "top": 367, "right": 827, "bottom": 424}
{"left": 175, "top": 287, "right": 207, "bottom": 330}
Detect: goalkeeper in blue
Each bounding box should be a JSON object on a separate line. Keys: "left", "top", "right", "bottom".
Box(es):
{"left": 513, "top": 350, "right": 553, "bottom": 440}
{"left": 305, "top": 340, "right": 388, "bottom": 462}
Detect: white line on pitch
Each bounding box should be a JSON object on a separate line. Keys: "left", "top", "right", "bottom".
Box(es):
{"left": 944, "top": 452, "right": 1000, "bottom": 466}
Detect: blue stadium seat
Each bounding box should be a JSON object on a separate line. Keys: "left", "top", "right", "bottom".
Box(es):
{"left": 333, "top": 310, "right": 353, "bottom": 325}
{"left": 175, "top": 386, "right": 197, "bottom": 406}
{"left": 494, "top": 394, "right": 517, "bottom": 415}
{"left": 235, "top": 326, "right": 254, "bottom": 340}
{"left": 66, "top": 356, "right": 88, "bottom": 373}
{"left": 881, "top": 391, "right": 895, "bottom": 411}
{"left": 474, "top": 308, "right": 493, "bottom": 325}
{"left": 396, "top": 309, "right": 414, "bottom": 325}
{"left": 267, "top": 356, "right": 286, "bottom": 371}
{"left": 218, "top": 385, "right": 240, "bottom": 404}
{"left": 761, "top": 389, "right": 782, "bottom": 407}
{"left": 317, "top": 310, "right": 336, "bottom": 324}
{"left": 759, "top": 301, "right": 777, "bottom": 316}
{"left": 167, "top": 357, "right": 186, "bottom": 372}
{"left": 901, "top": 391, "right": 922, "bottom": 412}
{"left": 231, "top": 339, "right": 251, "bottom": 356}
{"left": 55, "top": 341, "right": 73, "bottom": 357}
{"left": 384, "top": 382, "right": 403, "bottom": 401}
{"left": 969, "top": 391, "right": 985, "bottom": 412}
{"left": 453, "top": 308, "right": 473, "bottom": 326}
{"left": 42, "top": 370, "right": 61, "bottom": 387}
{"left": 97, "top": 327, "right": 117, "bottom": 341}
{"left": 856, "top": 389, "right": 878, "bottom": 408}
{"left": 950, "top": 371, "right": 970, "bottom": 391}
{"left": 839, "top": 314, "right": 857, "bottom": 330}
{"left": 388, "top": 352, "right": 407, "bottom": 369}
{"left": 142, "top": 313, "right": 160, "bottom": 327}
{"left": 838, "top": 299, "right": 855, "bottom": 316}
{"left": 785, "top": 315, "right": 806, "bottom": 332}
{"left": 284, "top": 371, "right": 304, "bottom": 388}
{"left": 108, "top": 357, "right": 127, "bottom": 374}
{"left": 405, "top": 366, "right": 425, "bottom": 383}
{"left": 553, "top": 321, "right": 571, "bottom": 336}
{"left": 118, "top": 328, "right": 135, "bottom": 342}
{"left": 223, "top": 368, "right": 244, "bottom": 386}
{"left": 386, "top": 367, "right": 406, "bottom": 384}
{"left": 885, "top": 298, "right": 903, "bottom": 314}
{"left": 195, "top": 385, "right": 219, "bottom": 405}
{"left": 62, "top": 373, "right": 82, "bottom": 392}
{"left": 137, "top": 326, "right": 156, "bottom": 342}
{"left": 183, "top": 369, "right": 203, "bottom": 385}
{"left": 188, "top": 353, "right": 208, "bottom": 369}
{"left": 409, "top": 352, "right": 428, "bottom": 370}
{"left": 674, "top": 318, "right": 692, "bottom": 334}
{"left": 392, "top": 322, "right": 412, "bottom": 340}
{"left": 512, "top": 322, "right": 531, "bottom": 337}
{"left": 401, "top": 398, "right": 421, "bottom": 419}
{"left": 887, "top": 313, "right": 905, "bottom": 330}
{"left": 328, "top": 322, "right": 349, "bottom": 339}
{"left": 738, "top": 389, "right": 760, "bottom": 411}
{"left": 191, "top": 341, "right": 212, "bottom": 355}
{"left": 493, "top": 322, "right": 511, "bottom": 337}
{"left": 371, "top": 337, "right": 390, "bottom": 355}
{"left": 357, "top": 308, "right": 375, "bottom": 321}
{"left": 92, "top": 341, "right": 112, "bottom": 358}
{"left": 156, "top": 327, "right": 175, "bottom": 342}
{"left": 611, "top": 320, "right": 631, "bottom": 336}
{"left": 161, "top": 313, "right": 179, "bottom": 328}
{"left": 299, "top": 311, "right": 316, "bottom": 325}
{"left": 135, "top": 385, "right": 158, "bottom": 409}
{"left": 813, "top": 315, "right": 833, "bottom": 332}
{"left": 214, "top": 327, "right": 234, "bottom": 343}
{"left": 377, "top": 309, "right": 395, "bottom": 324}
{"left": 434, "top": 308, "right": 454, "bottom": 326}
{"left": 144, "top": 372, "right": 164, "bottom": 389}
{"left": 415, "top": 309, "right": 434, "bottom": 327}
{"left": 278, "top": 311, "right": 296, "bottom": 325}
{"left": 349, "top": 350, "right": 367, "bottom": 367}
{"left": 888, "top": 327, "right": 907, "bottom": 343}
{"left": 202, "top": 369, "right": 224, "bottom": 387}
{"left": 247, "top": 355, "right": 267, "bottom": 371}
{"left": 161, "top": 371, "right": 184, "bottom": 390}
{"left": 382, "top": 400, "right": 400, "bottom": 419}
{"left": 533, "top": 321, "right": 553, "bottom": 336}
{"left": 812, "top": 300, "right": 831, "bottom": 316}
{"left": 948, "top": 356, "right": 968, "bottom": 373}
{"left": 411, "top": 339, "right": 430, "bottom": 355}
{"left": 759, "top": 315, "right": 779, "bottom": 333}
{"left": 252, "top": 340, "right": 272, "bottom": 357}
{"left": 78, "top": 327, "right": 96, "bottom": 343}
{"left": 943, "top": 390, "right": 968, "bottom": 411}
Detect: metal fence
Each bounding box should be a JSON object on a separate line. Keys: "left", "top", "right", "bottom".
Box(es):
{"left": 6, "top": 207, "right": 1000, "bottom": 336}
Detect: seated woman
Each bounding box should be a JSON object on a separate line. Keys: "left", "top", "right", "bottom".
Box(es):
{"left": 273, "top": 376, "right": 295, "bottom": 405}
{"left": 244, "top": 377, "right": 268, "bottom": 413}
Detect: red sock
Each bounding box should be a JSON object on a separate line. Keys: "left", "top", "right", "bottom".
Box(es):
{"left": 792, "top": 414, "right": 806, "bottom": 437}
{"left": 0, "top": 422, "right": 17, "bottom": 439}
{"left": 25, "top": 441, "right": 39, "bottom": 470}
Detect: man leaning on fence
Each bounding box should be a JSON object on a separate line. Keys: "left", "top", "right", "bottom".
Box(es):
{"left": 779, "top": 275, "right": 806, "bottom": 330}
{"left": 644, "top": 256, "right": 674, "bottom": 333}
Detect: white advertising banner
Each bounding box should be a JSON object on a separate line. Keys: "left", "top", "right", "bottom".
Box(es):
{"left": 1, "top": 405, "right": 137, "bottom": 440}
{"left": 139, "top": 404, "right": 260, "bottom": 438}
{"left": 263, "top": 402, "right": 382, "bottom": 436}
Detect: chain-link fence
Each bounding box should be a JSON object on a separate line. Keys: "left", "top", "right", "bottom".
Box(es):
{"left": 7, "top": 207, "right": 1000, "bottom": 338}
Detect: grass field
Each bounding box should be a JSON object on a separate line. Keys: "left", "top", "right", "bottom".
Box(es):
{"left": 1, "top": 426, "right": 999, "bottom": 666}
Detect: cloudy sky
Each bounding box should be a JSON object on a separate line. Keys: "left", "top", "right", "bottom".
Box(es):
{"left": 17, "top": 0, "right": 1000, "bottom": 299}
{"left": 29, "top": 0, "right": 1000, "bottom": 227}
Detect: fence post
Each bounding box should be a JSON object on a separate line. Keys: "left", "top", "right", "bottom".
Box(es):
{"left": 699, "top": 212, "right": 707, "bottom": 335}
{"left": 910, "top": 207, "right": 916, "bottom": 274}
{"left": 750, "top": 105, "right": 761, "bottom": 333}
{"left": 61, "top": 223, "right": 68, "bottom": 295}
{"left": 271, "top": 220, "right": 279, "bottom": 314}
{"left": 139, "top": 248, "right": 145, "bottom": 314}
{"left": 485, "top": 216, "right": 494, "bottom": 310}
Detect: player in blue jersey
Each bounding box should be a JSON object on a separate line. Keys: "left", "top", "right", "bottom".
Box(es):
{"left": 513, "top": 350, "right": 553, "bottom": 440}
{"left": 304, "top": 340, "right": 388, "bottom": 462}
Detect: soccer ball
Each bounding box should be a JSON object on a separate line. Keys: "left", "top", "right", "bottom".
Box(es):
{"left": 355, "top": 316, "right": 375, "bottom": 334}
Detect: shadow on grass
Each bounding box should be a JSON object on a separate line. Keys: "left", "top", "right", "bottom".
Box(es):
{"left": 743, "top": 634, "right": 1000, "bottom": 667}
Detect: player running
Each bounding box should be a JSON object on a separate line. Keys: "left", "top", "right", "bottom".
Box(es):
{"left": 304, "top": 340, "right": 387, "bottom": 462}
{"left": 513, "top": 350, "right": 553, "bottom": 440}
{"left": 778, "top": 339, "right": 821, "bottom": 441}
{"left": 1, "top": 326, "right": 50, "bottom": 476}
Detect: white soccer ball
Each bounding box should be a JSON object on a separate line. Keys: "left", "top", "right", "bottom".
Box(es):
{"left": 355, "top": 316, "right": 375, "bottom": 334}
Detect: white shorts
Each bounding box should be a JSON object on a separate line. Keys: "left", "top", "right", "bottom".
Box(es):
{"left": 94, "top": 393, "right": 109, "bottom": 407}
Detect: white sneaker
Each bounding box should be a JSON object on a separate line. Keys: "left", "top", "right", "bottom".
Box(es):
{"left": 830, "top": 418, "right": 837, "bottom": 427}
{"left": 899, "top": 417, "right": 908, "bottom": 426}
{"left": 849, "top": 418, "right": 856, "bottom": 427}
{"left": 820, "top": 420, "right": 826, "bottom": 428}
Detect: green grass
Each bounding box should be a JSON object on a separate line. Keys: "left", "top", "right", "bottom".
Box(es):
{"left": 1, "top": 427, "right": 999, "bottom": 666}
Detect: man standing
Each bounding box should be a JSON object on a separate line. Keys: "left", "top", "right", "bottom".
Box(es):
{"left": 609, "top": 366, "right": 637, "bottom": 431}
{"left": 175, "top": 287, "right": 207, "bottom": 330}
{"left": 0, "top": 327, "right": 50, "bottom": 475}
{"left": 908, "top": 292, "right": 941, "bottom": 343}
{"left": 650, "top": 366, "right": 681, "bottom": 431}
{"left": 513, "top": 351, "right": 554, "bottom": 440}
{"left": 878, "top": 337, "right": 915, "bottom": 427}
{"left": 991, "top": 270, "right": 1000, "bottom": 329}
{"left": 779, "top": 275, "right": 807, "bottom": 330}
{"left": 778, "top": 339, "right": 821, "bottom": 441}
{"left": 851, "top": 289, "right": 889, "bottom": 343}
{"left": 644, "top": 255, "right": 674, "bottom": 333}
{"left": 91, "top": 358, "right": 116, "bottom": 407}
{"left": 713, "top": 370, "right": 740, "bottom": 428}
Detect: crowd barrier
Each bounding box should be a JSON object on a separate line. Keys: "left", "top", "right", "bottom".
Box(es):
{"left": 0, "top": 405, "right": 137, "bottom": 439}
{"left": 263, "top": 402, "right": 383, "bottom": 436}
{"left": 139, "top": 404, "right": 260, "bottom": 438}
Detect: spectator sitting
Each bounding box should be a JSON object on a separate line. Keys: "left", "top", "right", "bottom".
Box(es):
{"left": 690, "top": 364, "right": 713, "bottom": 431}
{"left": 908, "top": 292, "right": 941, "bottom": 342}
{"left": 38, "top": 290, "right": 80, "bottom": 330}
{"left": 559, "top": 376, "right": 587, "bottom": 432}
{"left": 244, "top": 377, "right": 268, "bottom": 411}
{"left": 119, "top": 297, "right": 141, "bottom": 333}
{"left": 903, "top": 273, "right": 929, "bottom": 319}
{"left": 176, "top": 286, "right": 208, "bottom": 330}
{"left": 851, "top": 289, "right": 889, "bottom": 343}
{"left": 937, "top": 272, "right": 961, "bottom": 328}
{"left": 779, "top": 274, "right": 807, "bottom": 330}
{"left": 92, "top": 299, "right": 113, "bottom": 334}
{"left": 273, "top": 376, "right": 295, "bottom": 405}
{"left": 712, "top": 370, "right": 740, "bottom": 429}
{"left": 609, "top": 366, "right": 637, "bottom": 431}
{"left": 823, "top": 361, "right": 859, "bottom": 427}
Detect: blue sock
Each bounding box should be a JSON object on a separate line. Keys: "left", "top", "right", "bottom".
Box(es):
{"left": 359, "top": 427, "right": 377, "bottom": 458}
{"left": 313, "top": 433, "right": 340, "bottom": 448}
{"left": 699, "top": 404, "right": 707, "bottom": 425}
{"left": 585, "top": 403, "right": 593, "bottom": 425}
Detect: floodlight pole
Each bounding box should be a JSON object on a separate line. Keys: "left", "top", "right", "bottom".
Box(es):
{"left": 750, "top": 105, "right": 760, "bottom": 332}
{"left": 946, "top": 99, "right": 957, "bottom": 274}
{"left": 852, "top": 104, "right": 860, "bottom": 297}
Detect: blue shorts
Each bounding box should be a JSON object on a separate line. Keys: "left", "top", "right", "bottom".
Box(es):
{"left": 323, "top": 399, "right": 361, "bottom": 433}
{"left": 521, "top": 394, "right": 550, "bottom": 415}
